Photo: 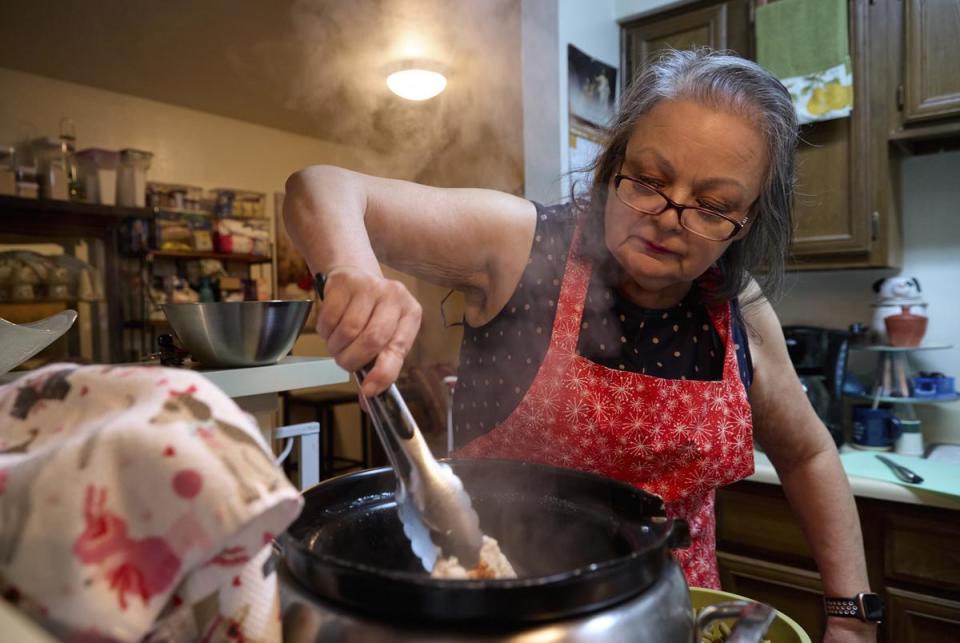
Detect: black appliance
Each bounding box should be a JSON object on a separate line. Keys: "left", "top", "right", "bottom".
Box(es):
{"left": 783, "top": 325, "right": 850, "bottom": 447}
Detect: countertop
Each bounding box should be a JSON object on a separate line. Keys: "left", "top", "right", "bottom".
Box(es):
{"left": 748, "top": 449, "right": 960, "bottom": 510}
{"left": 196, "top": 356, "right": 348, "bottom": 397}
{"left": 0, "top": 356, "right": 350, "bottom": 398}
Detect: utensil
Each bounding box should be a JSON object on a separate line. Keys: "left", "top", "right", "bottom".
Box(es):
{"left": 161, "top": 300, "right": 310, "bottom": 368}
{"left": 875, "top": 454, "right": 924, "bottom": 484}
{"left": 691, "top": 588, "right": 811, "bottom": 643}
{"left": 312, "top": 273, "right": 482, "bottom": 571}
{"left": 694, "top": 600, "right": 776, "bottom": 643}
{"left": 0, "top": 310, "right": 78, "bottom": 374}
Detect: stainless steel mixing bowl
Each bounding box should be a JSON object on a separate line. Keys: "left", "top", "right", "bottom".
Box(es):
{"left": 161, "top": 300, "right": 312, "bottom": 368}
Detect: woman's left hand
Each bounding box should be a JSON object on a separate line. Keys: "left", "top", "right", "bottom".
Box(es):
{"left": 823, "top": 618, "right": 877, "bottom": 643}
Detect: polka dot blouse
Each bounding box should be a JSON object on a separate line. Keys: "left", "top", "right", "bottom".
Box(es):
{"left": 452, "top": 201, "right": 753, "bottom": 448}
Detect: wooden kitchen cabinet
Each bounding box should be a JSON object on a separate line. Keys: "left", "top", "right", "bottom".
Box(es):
{"left": 620, "top": 0, "right": 902, "bottom": 270}
{"left": 897, "top": 1, "right": 960, "bottom": 127}
{"left": 888, "top": 0, "right": 960, "bottom": 149}
{"left": 621, "top": 0, "right": 752, "bottom": 80}
{"left": 716, "top": 480, "right": 960, "bottom": 643}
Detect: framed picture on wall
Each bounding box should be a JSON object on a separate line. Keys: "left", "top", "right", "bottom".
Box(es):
{"left": 568, "top": 44, "right": 618, "bottom": 128}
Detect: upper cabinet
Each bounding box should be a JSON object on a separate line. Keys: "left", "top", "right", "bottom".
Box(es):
{"left": 622, "top": 0, "right": 752, "bottom": 73}
{"left": 890, "top": 0, "right": 960, "bottom": 147}
{"left": 621, "top": 0, "right": 902, "bottom": 271}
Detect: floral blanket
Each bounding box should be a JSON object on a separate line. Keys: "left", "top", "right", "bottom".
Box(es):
{"left": 0, "top": 364, "right": 303, "bottom": 642}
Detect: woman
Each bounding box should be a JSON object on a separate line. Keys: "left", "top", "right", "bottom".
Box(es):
{"left": 283, "top": 50, "right": 876, "bottom": 642}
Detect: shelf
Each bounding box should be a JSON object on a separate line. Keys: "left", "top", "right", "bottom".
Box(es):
{"left": 123, "top": 319, "right": 169, "bottom": 329}
{"left": 1, "top": 299, "right": 81, "bottom": 305}
{"left": 146, "top": 250, "right": 272, "bottom": 264}
{"left": 849, "top": 343, "right": 953, "bottom": 353}
{"left": 845, "top": 393, "right": 959, "bottom": 405}
{"left": 0, "top": 195, "right": 155, "bottom": 220}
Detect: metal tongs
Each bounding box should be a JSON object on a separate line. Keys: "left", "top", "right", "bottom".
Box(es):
{"left": 314, "top": 274, "right": 484, "bottom": 571}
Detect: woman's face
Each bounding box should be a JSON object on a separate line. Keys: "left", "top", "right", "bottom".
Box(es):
{"left": 604, "top": 98, "right": 768, "bottom": 299}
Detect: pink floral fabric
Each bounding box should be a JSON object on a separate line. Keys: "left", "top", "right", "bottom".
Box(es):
{"left": 456, "top": 223, "right": 755, "bottom": 588}
{"left": 0, "top": 364, "right": 302, "bottom": 642}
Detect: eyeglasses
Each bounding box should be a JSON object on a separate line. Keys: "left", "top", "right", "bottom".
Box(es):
{"left": 613, "top": 173, "right": 750, "bottom": 242}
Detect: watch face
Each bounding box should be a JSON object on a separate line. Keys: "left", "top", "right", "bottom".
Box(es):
{"left": 860, "top": 593, "right": 885, "bottom": 622}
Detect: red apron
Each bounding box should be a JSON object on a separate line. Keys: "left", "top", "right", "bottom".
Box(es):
{"left": 454, "top": 222, "right": 754, "bottom": 588}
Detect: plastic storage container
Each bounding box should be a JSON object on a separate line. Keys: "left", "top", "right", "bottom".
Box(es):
{"left": 76, "top": 148, "right": 119, "bottom": 205}
{"left": 211, "top": 188, "right": 266, "bottom": 218}
{"left": 117, "top": 149, "right": 153, "bottom": 207}
{"left": 15, "top": 167, "right": 39, "bottom": 199}
{"left": 214, "top": 217, "right": 271, "bottom": 256}
{"left": 147, "top": 181, "right": 206, "bottom": 212}
{"left": 0, "top": 146, "right": 15, "bottom": 196}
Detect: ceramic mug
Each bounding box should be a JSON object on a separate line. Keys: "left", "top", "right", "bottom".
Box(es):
{"left": 852, "top": 406, "right": 902, "bottom": 449}
{"left": 894, "top": 418, "right": 924, "bottom": 457}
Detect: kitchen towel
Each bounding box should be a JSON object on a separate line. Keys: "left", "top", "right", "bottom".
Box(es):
{"left": 0, "top": 363, "right": 303, "bottom": 642}
{"left": 841, "top": 451, "right": 960, "bottom": 499}
{"left": 756, "top": 0, "right": 853, "bottom": 125}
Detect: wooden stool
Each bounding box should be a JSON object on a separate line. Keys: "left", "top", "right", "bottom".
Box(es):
{"left": 281, "top": 389, "right": 371, "bottom": 479}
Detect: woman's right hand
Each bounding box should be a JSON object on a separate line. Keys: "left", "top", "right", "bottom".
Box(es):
{"left": 317, "top": 268, "right": 422, "bottom": 397}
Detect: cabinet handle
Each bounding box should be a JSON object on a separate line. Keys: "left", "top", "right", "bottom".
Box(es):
{"left": 871, "top": 211, "right": 880, "bottom": 242}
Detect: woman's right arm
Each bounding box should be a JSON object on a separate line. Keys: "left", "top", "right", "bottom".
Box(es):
{"left": 282, "top": 165, "right": 536, "bottom": 394}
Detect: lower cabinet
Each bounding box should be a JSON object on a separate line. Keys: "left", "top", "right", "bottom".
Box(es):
{"left": 717, "top": 552, "right": 826, "bottom": 638}
{"left": 886, "top": 587, "right": 960, "bottom": 643}
{"left": 716, "top": 480, "right": 960, "bottom": 643}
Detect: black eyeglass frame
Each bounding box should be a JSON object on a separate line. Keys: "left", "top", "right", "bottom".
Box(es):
{"left": 613, "top": 173, "right": 751, "bottom": 242}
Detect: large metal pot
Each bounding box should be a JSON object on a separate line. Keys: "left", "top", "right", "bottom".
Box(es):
{"left": 279, "top": 459, "right": 703, "bottom": 642}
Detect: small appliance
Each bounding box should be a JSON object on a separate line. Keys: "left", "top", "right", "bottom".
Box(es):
{"left": 783, "top": 325, "right": 850, "bottom": 447}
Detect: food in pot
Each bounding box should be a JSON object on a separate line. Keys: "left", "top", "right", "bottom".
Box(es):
{"left": 431, "top": 535, "right": 517, "bottom": 580}
{"left": 694, "top": 608, "right": 772, "bottom": 643}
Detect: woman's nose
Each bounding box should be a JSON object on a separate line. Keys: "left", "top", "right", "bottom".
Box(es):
{"left": 654, "top": 204, "right": 684, "bottom": 232}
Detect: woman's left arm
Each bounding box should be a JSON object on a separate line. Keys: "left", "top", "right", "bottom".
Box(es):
{"left": 741, "top": 292, "right": 877, "bottom": 643}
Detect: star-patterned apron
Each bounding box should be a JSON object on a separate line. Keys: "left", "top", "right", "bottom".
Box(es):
{"left": 454, "top": 221, "right": 755, "bottom": 588}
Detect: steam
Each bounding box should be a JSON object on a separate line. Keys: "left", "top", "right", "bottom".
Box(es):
{"left": 275, "top": 0, "right": 524, "bottom": 191}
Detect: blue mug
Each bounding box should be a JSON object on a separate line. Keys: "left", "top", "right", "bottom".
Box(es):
{"left": 852, "top": 406, "right": 902, "bottom": 449}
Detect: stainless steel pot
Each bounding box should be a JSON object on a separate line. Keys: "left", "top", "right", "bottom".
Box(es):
{"left": 278, "top": 460, "right": 775, "bottom": 642}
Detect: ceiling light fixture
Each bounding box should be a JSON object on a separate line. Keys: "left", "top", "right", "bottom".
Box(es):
{"left": 386, "top": 60, "right": 447, "bottom": 101}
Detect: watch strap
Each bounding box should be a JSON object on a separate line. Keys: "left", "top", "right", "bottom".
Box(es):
{"left": 823, "top": 596, "right": 861, "bottom": 618}
{"left": 823, "top": 593, "right": 884, "bottom": 623}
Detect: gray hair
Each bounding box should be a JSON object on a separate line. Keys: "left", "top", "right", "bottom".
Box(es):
{"left": 580, "top": 48, "right": 798, "bottom": 307}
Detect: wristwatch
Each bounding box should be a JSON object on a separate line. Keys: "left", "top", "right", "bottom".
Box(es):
{"left": 823, "top": 592, "right": 884, "bottom": 623}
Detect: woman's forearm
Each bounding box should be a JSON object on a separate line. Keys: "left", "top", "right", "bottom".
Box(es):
{"left": 776, "top": 447, "right": 870, "bottom": 596}
{"left": 283, "top": 165, "right": 383, "bottom": 277}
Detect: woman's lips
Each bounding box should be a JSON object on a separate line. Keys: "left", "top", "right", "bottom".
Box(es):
{"left": 641, "top": 239, "right": 676, "bottom": 255}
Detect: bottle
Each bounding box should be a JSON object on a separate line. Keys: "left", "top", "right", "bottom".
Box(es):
{"left": 198, "top": 277, "right": 215, "bottom": 303}
{"left": 59, "top": 117, "right": 82, "bottom": 200}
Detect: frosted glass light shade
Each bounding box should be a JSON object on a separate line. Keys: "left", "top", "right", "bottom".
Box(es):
{"left": 386, "top": 68, "right": 447, "bottom": 101}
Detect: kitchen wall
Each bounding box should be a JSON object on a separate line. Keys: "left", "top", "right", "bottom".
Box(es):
{"left": 0, "top": 67, "right": 408, "bottom": 215}
{"left": 775, "top": 151, "right": 960, "bottom": 444}
{"left": 520, "top": 0, "right": 619, "bottom": 204}
{"left": 614, "top": 0, "right": 690, "bottom": 21}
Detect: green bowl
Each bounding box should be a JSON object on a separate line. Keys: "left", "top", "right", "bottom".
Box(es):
{"left": 691, "top": 587, "right": 812, "bottom": 643}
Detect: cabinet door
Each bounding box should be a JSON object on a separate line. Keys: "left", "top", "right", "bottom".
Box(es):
{"left": 788, "top": 0, "right": 896, "bottom": 266}
{"left": 886, "top": 587, "right": 960, "bottom": 643}
{"left": 902, "top": 0, "right": 960, "bottom": 124}
{"left": 717, "top": 552, "right": 826, "bottom": 642}
{"left": 621, "top": 0, "right": 751, "bottom": 85}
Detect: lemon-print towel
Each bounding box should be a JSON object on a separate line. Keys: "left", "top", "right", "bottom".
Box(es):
{"left": 756, "top": 0, "right": 853, "bottom": 125}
